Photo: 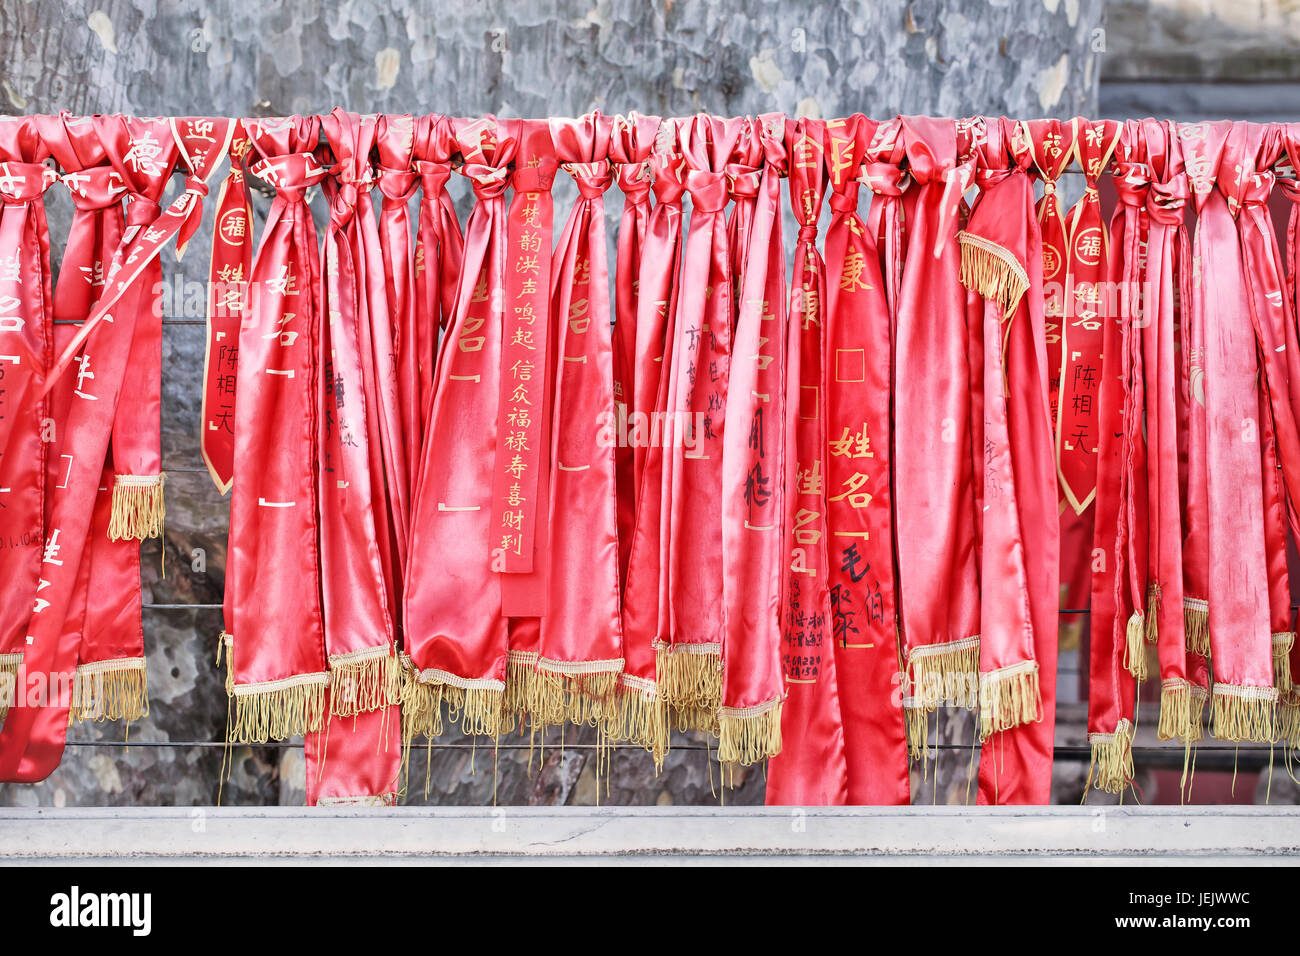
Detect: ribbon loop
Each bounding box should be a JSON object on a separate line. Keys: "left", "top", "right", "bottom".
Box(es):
{"left": 250, "top": 153, "right": 326, "bottom": 202}
{"left": 461, "top": 162, "right": 510, "bottom": 200}
{"left": 376, "top": 166, "right": 418, "bottom": 206}
{"left": 0, "top": 161, "right": 57, "bottom": 203}
{"left": 685, "top": 168, "right": 727, "bottom": 212}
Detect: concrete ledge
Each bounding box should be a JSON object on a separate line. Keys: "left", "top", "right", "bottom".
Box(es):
{"left": 2, "top": 806, "right": 1300, "bottom": 864}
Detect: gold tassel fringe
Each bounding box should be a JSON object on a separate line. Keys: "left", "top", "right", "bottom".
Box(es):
{"left": 1122, "top": 610, "right": 1147, "bottom": 681}
{"left": 655, "top": 644, "right": 721, "bottom": 734}
{"left": 229, "top": 675, "right": 328, "bottom": 744}
{"left": 504, "top": 651, "right": 542, "bottom": 725}
{"left": 68, "top": 657, "right": 149, "bottom": 723}
{"left": 978, "top": 660, "right": 1041, "bottom": 740}
{"left": 400, "top": 675, "right": 507, "bottom": 743}
{"left": 532, "top": 664, "right": 622, "bottom": 731}
{"left": 108, "top": 473, "right": 166, "bottom": 541}
{"left": 611, "top": 678, "right": 669, "bottom": 769}
{"left": 1184, "top": 597, "right": 1210, "bottom": 656}
{"left": 1272, "top": 632, "right": 1295, "bottom": 697}
{"left": 717, "top": 699, "right": 782, "bottom": 766}
{"left": 906, "top": 636, "right": 980, "bottom": 711}
{"left": 0, "top": 652, "right": 21, "bottom": 725}
{"left": 1211, "top": 683, "right": 1277, "bottom": 743}
{"left": 958, "top": 231, "right": 1030, "bottom": 318}
{"left": 1086, "top": 718, "right": 1134, "bottom": 795}
{"left": 328, "top": 647, "right": 401, "bottom": 717}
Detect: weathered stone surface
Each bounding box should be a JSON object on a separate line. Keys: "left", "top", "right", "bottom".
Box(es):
{"left": 0, "top": 0, "right": 1105, "bottom": 808}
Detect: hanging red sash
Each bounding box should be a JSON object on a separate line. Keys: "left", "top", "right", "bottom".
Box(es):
{"left": 0, "top": 118, "right": 54, "bottom": 729}
{"left": 41, "top": 117, "right": 147, "bottom": 725}
{"left": 411, "top": 114, "right": 464, "bottom": 423}
{"left": 200, "top": 120, "right": 253, "bottom": 495}
{"left": 616, "top": 121, "right": 685, "bottom": 762}
{"left": 521, "top": 113, "right": 625, "bottom": 731}
{"left": 610, "top": 113, "right": 658, "bottom": 589}
{"left": 403, "top": 116, "right": 517, "bottom": 744}
{"left": 1277, "top": 126, "right": 1300, "bottom": 749}
{"left": 1, "top": 116, "right": 227, "bottom": 781}
{"left": 822, "top": 114, "right": 909, "bottom": 801}
{"left": 776, "top": 117, "right": 834, "bottom": 773}
{"left": 895, "top": 117, "right": 981, "bottom": 716}
{"left": 659, "top": 114, "right": 744, "bottom": 732}
{"left": 959, "top": 119, "right": 1058, "bottom": 805}
{"left": 1226, "top": 124, "right": 1300, "bottom": 708}
{"left": 224, "top": 117, "right": 331, "bottom": 745}
{"left": 1184, "top": 121, "right": 1278, "bottom": 742}
{"left": 1138, "top": 121, "right": 1198, "bottom": 743}
{"left": 99, "top": 118, "right": 180, "bottom": 542}
{"left": 718, "top": 114, "right": 788, "bottom": 769}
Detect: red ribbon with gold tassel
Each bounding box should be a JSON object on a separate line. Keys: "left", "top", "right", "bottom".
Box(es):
{"left": 895, "top": 116, "right": 981, "bottom": 725}
{"left": 719, "top": 114, "right": 788, "bottom": 770}
{"left": 960, "top": 119, "right": 1058, "bottom": 805}
{"left": 403, "top": 116, "right": 517, "bottom": 745}
{"left": 659, "top": 114, "right": 744, "bottom": 732}
{"left": 1186, "top": 121, "right": 1278, "bottom": 743}
{"left": 224, "top": 117, "right": 331, "bottom": 747}
{"left": 0, "top": 118, "right": 55, "bottom": 730}
{"left": 616, "top": 120, "right": 685, "bottom": 763}
{"left": 821, "top": 114, "right": 910, "bottom": 801}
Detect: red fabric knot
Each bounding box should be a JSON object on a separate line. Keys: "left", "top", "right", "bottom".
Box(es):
{"left": 861, "top": 161, "right": 906, "bottom": 196}
{"left": 512, "top": 155, "right": 558, "bottom": 194}
{"left": 616, "top": 160, "right": 653, "bottom": 203}
{"left": 829, "top": 181, "right": 861, "bottom": 214}
{"left": 459, "top": 162, "right": 510, "bottom": 200}
{"left": 415, "top": 160, "right": 452, "bottom": 197}
{"left": 0, "top": 161, "right": 57, "bottom": 204}
{"left": 652, "top": 170, "right": 686, "bottom": 206}
{"left": 250, "top": 153, "right": 327, "bottom": 202}
{"left": 1146, "top": 176, "right": 1189, "bottom": 225}
{"left": 564, "top": 159, "right": 611, "bottom": 199}
{"left": 376, "top": 166, "right": 419, "bottom": 206}
{"left": 1113, "top": 160, "right": 1152, "bottom": 208}
{"left": 685, "top": 169, "right": 727, "bottom": 212}
{"left": 726, "top": 163, "right": 762, "bottom": 200}
{"left": 61, "top": 166, "right": 127, "bottom": 211}
{"left": 124, "top": 195, "right": 162, "bottom": 228}
{"left": 797, "top": 223, "right": 819, "bottom": 242}
{"left": 1238, "top": 167, "right": 1275, "bottom": 208}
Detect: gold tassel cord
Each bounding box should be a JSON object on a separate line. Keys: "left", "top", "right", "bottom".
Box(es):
{"left": 1211, "top": 683, "right": 1278, "bottom": 743}
{"left": 903, "top": 699, "right": 929, "bottom": 761}
{"left": 1122, "top": 610, "right": 1147, "bottom": 681}
{"left": 1272, "top": 632, "right": 1295, "bottom": 697}
{"left": 1183, "top": 597, "right": 1210, "bottom": 656}
{"left": 717, "top": 699, "right": 782, "bottom": 767}
{"left": 399, "top": 671, "right": 508, "bottom": 768}
{"left": 655, "top": 644, "right": 722, "bottom": 735}
{"left": 1145, "top": 584, "right": 1161, "bottom": 645}
{"left": 1086, "top": 719, "right": 1135, "bottom": 795}
{"left": 906, "top": 636, "right": 980, "bottom": 711}
{"left": 68, "top": 657, "right": 149, "bottom": 724}
{"left": 504, "top": 650, "right": 542, "bottom": 727}
{"left": 610, "top": 677, "right": 669, "bottom": 770}
{"left": 978, "top": 660, "right": 1041, "bottom": 740}
{"left": 328, "top": 647, "right": 401, "bottom": 717}
{"left": 957, "top": 231, "right": 1031, "bottom": 319}
{"left": 0, "top": 652, "right": 21, "bottom": 725}
{"left": 107, "top": 472, "right": 166, "bottom": 541}
{"left": 229, "top": 674, "right": 329, "bottom": 744}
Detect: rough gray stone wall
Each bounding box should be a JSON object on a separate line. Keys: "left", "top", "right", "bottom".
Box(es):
{"left": 0, "top": 0, "right": 1106, "bottom": 808}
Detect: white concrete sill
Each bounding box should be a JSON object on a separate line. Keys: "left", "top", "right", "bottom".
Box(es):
{"left": 2, "top": 806, "right": 1300, "bottom": 863}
